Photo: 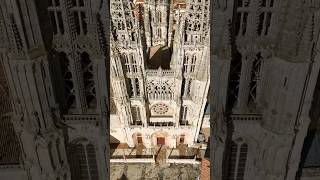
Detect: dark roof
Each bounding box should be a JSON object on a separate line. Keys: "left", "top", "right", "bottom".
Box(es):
{"left": 148, "top": 46, "right": 172, "bottom": 69}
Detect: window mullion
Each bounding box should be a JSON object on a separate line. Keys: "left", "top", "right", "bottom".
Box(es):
{"left": 234, "top": 143, "right": 241, "bottom": 179}
{"left": 83, "top": 145, "right": 92, "bottom": 180}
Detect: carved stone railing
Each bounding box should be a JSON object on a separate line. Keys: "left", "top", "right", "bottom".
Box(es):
{"left": 146, "top": 69, "right": 175, "bottom": 77}
{"left": 228, "top": 114, "right": 262, "bottom": 121}
{"left": 150, "top": 116, "right": 174, "bottom": 123}
{"left": 179, "top": 121, "right": 192, "bottom": 126}
{"left": 0, "top": 164, "right": 22, "bottom": 169}
{"left": 148, "top": 122, "right": 175, "bottom": 127}
{"left": 62, "top": 114, "right": 100, "bottom": 122}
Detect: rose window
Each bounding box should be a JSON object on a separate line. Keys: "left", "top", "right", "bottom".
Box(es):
{"left": 152, "top": 103, "right": 169, "bottom": 115}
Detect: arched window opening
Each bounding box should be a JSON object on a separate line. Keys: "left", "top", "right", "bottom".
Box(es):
{"left": 81, "top": 52, "right": 96, "bottom": 109}
{"left": 183, "top": 55, "right": 189, "bottom": 73}
{"left": 235, "top": 0, "right": 249, "bottom": 36}
{"left": 184, "top": 79, "right": 191, "bottom": 97}
{"left": 135, "top": 78, "right": 140, "bottom": 96}
{"left": 131, "top": 106, "right": 142, "bottom": 125}
{"left": 226, "top": 141, "right": 248, "bottom": 179}
{"left": 123, "top": 54, "right": 130, "bottom": 72}
{"left": 237, "top": 143, "right": 248, "bottom": 178}
{"left": 157, "top": 28, "right": 161, "bottom": 38}
{"left": 131, "top": 54, "right": 138, "bottom": 73}
{"left": 137, "top": 133, "right": 143, "bottom": 144}
{"left": 258, "top": 0, "right": 274, "bottom": 36}
{"left": 227, "top": 51, "right": 242, "bottom": 109}
{"left": 69, "top": 140, "right": 99, "bottom": 180}
{"left": 158, "top": 11, "right": 162, "bottom": 23}
{"left": 86, "top": 144, "right": 99, "bottom": 180}
{"left": 180, "top": 106, "right": 188, "bottom": 125}
{"left": 248, "top": 53, "right": 263, "bottom": 110}
{"left": 127, "top": 79, "right": 133, "bottom": 97}
{"left": 179, "top": 134, "right": 185, "bottom": 144}
{"left": 59, "top": 52, "right": 76, "bottom": 109}
{"left": 72, "top": 0, "right": 87, "bottom": 35}
{"left": 48, "top": 0, "right": 64, "bottom": 35}
{"left": 190, "top": 54, "right": 197, "bottom": 72}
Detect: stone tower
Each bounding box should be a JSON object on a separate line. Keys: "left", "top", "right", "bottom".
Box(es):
{"left": 110, "top": 0, "right": 210, "bottom": 150}
{"left": 0, "top": 0, "right": 109, "bottom": 179}
{"left": 212, "top": 0, "right": 320, "bottom": 180}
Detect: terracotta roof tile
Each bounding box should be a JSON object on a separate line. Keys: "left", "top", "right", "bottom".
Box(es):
{"left": 200, "top": 158, "right": 210, "bottom": 180}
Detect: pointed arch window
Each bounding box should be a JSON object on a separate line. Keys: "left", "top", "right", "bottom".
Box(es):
{"left": 69, "top": 140, "right": 99, "bottom": 180}
{"left": 131, "top": 54, "right": 138, "bottom": 73}
{"left": 48, "top": 0, "right": 64, "bottom": 35}
{"left": 183, "top": 55, "right": 189, "bottom": 73}
{"left": 182, "top": 106, "right": 188, "bottom": 121}
{"left": 71, "top": 0, "right": 87, "bottom": 35}
{"left": 123, "top": 54, "right": 130, "bottom": 72}
{"left": 81, "top": 52, "right": 96, "bottom": 109}
{"left": 59, "top": 52, "right": 76, "bottom": 109}
{"left": 226, "top": 141, "right": 248, "bottom": 180}
{"left": 227, "top": 51, "right": 242, "bottom": 109}
{"left": 235, "top": 0, "right": 250, "bottom": 36}
{"left": 258, "top": 0, "right": 274, "bottom": 36}
{"left": 157, "top": 28, "right": 162, "bottom": 38}
{"left": 131, "top": 106, "right": 142, "bottom": 124}
{"left": 135, "top": 78, "right": 140, "bottom": 96}
{"left": 158, "top": 11, "right": 162, "bottom": 23}
{"left": 180, "top": 105, "right": 189, "bottom": 125}
{"left": 190, "top": 54, "right": 197, "bottom": 73}
{"left": 248, "top": 53, "right": 263, "bottom": 109}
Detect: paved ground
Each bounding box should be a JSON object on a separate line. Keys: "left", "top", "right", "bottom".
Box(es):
{"left": 110, "top": 163, "right": 200, "bottom": 180}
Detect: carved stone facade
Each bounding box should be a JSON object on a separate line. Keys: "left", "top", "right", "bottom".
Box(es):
{"left": 212, "top": 1, "right": 320, "bottom": 180}
{"left": 0, "top": 0, "right": 108, "bottom": 180}
{"left": 110, "top": 0, "right": 210, "bottom": 150}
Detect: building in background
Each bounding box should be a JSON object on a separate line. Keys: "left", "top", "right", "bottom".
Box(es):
{"left": 212, "top": 1, "right": 320, "bottom": 180}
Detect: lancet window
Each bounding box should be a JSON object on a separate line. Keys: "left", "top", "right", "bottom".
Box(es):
{"left": 190, "top": 54, "right": 197, "bottom": 73}
{"left": 227, "top": 51, "right": 242, "bottom": 109}
{"left": 235, "top": 0, "right": 250, "bottom": 36}
{"left": 81, "top": 52, "right": 96, "bottom": 109}
{"left": 184, "top": 53, "right": 198, "bottom": 74}
{"left": 127, "top": 78, "right": 140, "bottom": 97}
{"left": 181, "top": 105, "right": 188, "bottom": 122}
{"left": 122, "top": 53, "right": 139, "bottom": 73}
{"left": 131, "top": 106, "right": 142, "bottom": 124}
{"left": 258, "top": 0, "right": 274, "bottom": 35}
{"left": 48, "top": 0, "right": 64, "bottom": 35}
{"left": 248, "top": 53, "right": 263, "bottom": 109}
{"left": 59, "top": 52, "right": 76, "bottom": 109}
{"left": 69, "top": 140, "right": 99, "bottom": 180}
{"left": 226, "top": 141, "right": 248, "bottom": 180}
{"left": 71, "top": 0, "right": 87, "bottom": 35}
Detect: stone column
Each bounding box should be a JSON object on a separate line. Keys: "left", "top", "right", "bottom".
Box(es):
{"left": 259, "top": 50, "right": 272, "bottom": 109}
{"left": 235, "top": 53, "right": 255, "bottom": 112}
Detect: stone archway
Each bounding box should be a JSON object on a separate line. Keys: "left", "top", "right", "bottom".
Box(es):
{"left": 132, "top": 132, "right": 144, "bottom": 146}
{"left": 151, "top": 131, "right": 169, "bottom": 147}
